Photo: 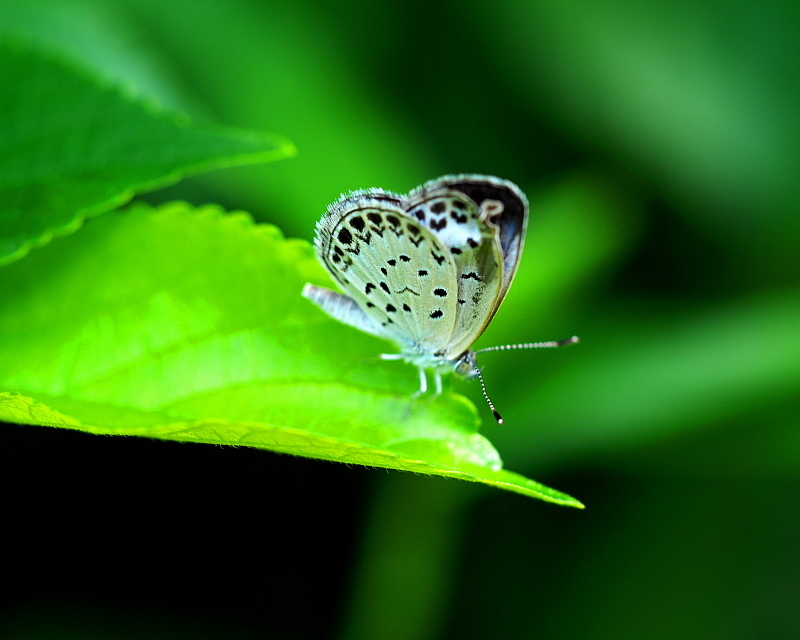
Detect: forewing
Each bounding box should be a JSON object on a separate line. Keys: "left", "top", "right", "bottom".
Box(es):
{"left": 417, "top": 175, "right": 529, "bottom": 308}
{"left": 405, "top": 184, "right": 504, "bottom": 358}
{"left": 315, "top": 192, "right": 458, "bottom": 354}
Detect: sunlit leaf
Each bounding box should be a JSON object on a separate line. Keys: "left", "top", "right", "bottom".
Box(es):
{"left": 0, "top": 201, "right": 582, "bottom": 507}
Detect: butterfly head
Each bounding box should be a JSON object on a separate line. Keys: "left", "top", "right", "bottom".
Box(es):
{"left": 451, "top": 350, "right": 505, "bottom": 423}
{"left": 453, "top": 350, "right": 479, "bottom": 379}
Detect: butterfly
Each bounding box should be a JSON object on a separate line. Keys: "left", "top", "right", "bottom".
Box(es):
{"left": 302, "top": 174, "right": 578, "bottom": 423}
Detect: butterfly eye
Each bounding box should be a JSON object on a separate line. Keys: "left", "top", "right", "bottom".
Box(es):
{"left": 453, "top": 357, "right": 476, "bottom": 378}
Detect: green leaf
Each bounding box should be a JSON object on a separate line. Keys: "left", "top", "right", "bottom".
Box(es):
{"left": 0, "top": 201, "right": 582, "bottom": 507}
{"left": 0, "top": 40, "right": 294, "bottom": 266}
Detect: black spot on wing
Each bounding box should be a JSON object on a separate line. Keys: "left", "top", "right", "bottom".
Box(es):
{"left": 418, "top": 269, "right": 428, "bottom": 276}
{"left": 450, "top": 247, "right": 462, "bottom": 255}
{"left": 440, "top": 178, "right": 528, "bottom": 260}
{"left": 386, "top": 304, "right": 397, "bottom": 312}
{"left": 433, "top": 288, "right": 447, "bottom": 297}
{"left": 461, "top": 271, "right": 483, "bottom": 281}
{"left": 337, "top": 228, "right": 353, "bottom": 244}
{"left": 431, "top": 201, "right": 446, "bottom": 214}
{"left": 399, "top": 254, "right": 410, "bottom": 262}
{"left": 402, "top": 303, "right": 411, "bottom": 312}
{"left": 365, "top": 282, "right": 375, "bottom": 295}
{"left": 429, "top": 309, "right": 444, "bottom": 319}
{"left": 430, "top": 218, "right": 447, "bottom": 231}
{"left": 349, "top": 216, "right": 365, "bottom": 231}
{"left": 380, "top": 282, "right": 390, "bottom": 294}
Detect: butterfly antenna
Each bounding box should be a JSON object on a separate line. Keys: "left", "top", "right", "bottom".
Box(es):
{"left": 476, "top": 335, "right": 579, "bottom": 354}
{"left": 473, "top": 366, "right": 504, "bottom": 425}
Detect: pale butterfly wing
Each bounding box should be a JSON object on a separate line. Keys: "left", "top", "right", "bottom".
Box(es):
{"left": 302, "top": 285, "right": 389, "bottom": 340}
{"left": 425, "top": 176, "right": 529, "bottom": 307}
{"left": 304, "top": 174, "right": 529, "bottom": 372}
{"left": 405, "top": 175, "right": 528, "bottom": 358}
{"left": 402, "top": 184, "right": 502, "bottom": 359}
{"left": 312, "top": 191, "right": 460, "bottom": 357}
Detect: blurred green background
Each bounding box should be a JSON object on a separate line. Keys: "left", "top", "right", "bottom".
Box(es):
{"left": 2, "top": 0, "right": 799, "bottom": 638}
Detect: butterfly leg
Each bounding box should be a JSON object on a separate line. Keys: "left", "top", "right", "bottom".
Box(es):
{"left": 413, "top": 368, "right": 428, "bottom": 398}
{"left": 433, "top": 371, "right": 443, "bottom": 397}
